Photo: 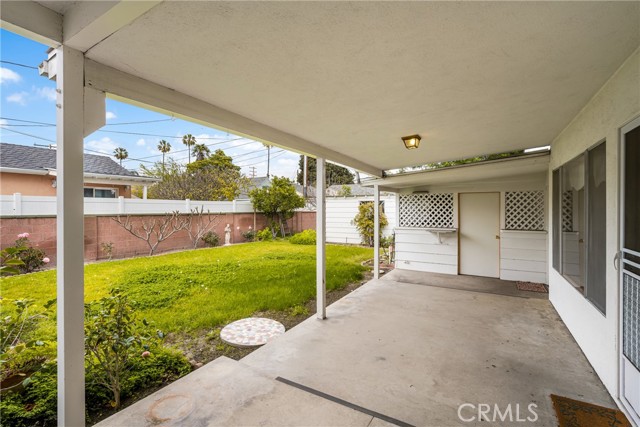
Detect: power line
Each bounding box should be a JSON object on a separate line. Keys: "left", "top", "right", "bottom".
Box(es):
{"left": 0, "top": 127, "right": 55, "bottom": 143}
{"left": 0, "top": 117, "right": 55, "bottom": 125}
{"left": 0, "top": 60, "right": 38, "bottom": 70}
{"left": 103, "top": 118, "right": 175, "bottom": 126}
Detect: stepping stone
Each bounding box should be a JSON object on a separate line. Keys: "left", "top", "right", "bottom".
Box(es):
{"left": 220, "top": 317, "right": 285, "bottom": 347}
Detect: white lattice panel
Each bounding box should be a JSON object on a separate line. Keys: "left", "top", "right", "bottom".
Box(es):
{"left": 505, "top": 191, "right": 545, "bottom": 231}
{"left": 562, "top": 191, "right": 573, "bottom": 232}
{"left": 399, "top": 193, "right": 454, "bottom": 228}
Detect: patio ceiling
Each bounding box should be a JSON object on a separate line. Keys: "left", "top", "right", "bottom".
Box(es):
{"left": 5, "top": 1, "right": 640, "bottom": 174}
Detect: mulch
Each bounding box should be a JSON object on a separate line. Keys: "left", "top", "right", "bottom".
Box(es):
{"left": 517, "top": 281, "right": 548, "bottom": 293}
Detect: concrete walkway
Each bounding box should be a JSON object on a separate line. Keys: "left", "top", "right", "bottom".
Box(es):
{"left": 98, "top": 273, "right": 614, "bottom": 426}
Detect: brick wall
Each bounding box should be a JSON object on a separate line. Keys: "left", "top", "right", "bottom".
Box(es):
{"left": 0, "top": 211, "right": 316, "bottom": 265}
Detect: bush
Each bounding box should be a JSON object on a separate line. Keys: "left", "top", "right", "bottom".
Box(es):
{"left": 6, "top": 234, "right": 50, "bottom": 274}
{"left": 352, "top": 202, "right": 388, "bottom": 247}
{"left": 201, "top": 231, "right": 220, "bottom": 247}
{"left": 289, "top": 229, "right": 316, "bottom": 245}
{"left": 84, "top": 289, "right": 165, "bottom": 408}
{"left": 241, "top": 227, "right": 256, "bottom": 241}
{"left": 256, "top": 228, "right": 273, "bottom": 241}
{"left": 0, "top": 346, "right": 191, "bottom": 427}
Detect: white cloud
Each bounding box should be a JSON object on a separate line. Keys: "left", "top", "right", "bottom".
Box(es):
{"left": 136, "top": 138, "right": 146, "bottom": 146}
{"left": 85, "top": 137, "right": 119, "bottom": 155}
{"left": 34, "top": 86, "right": 56, "bottom": 101}
{"left": 106, "top": 111, "right": 116, "bottom": 120}
{"left": 0, "top": 68, "right": 21, "bottom": 84}
{"left": 0, "top": 119, "right": 7, "bottom": 127}
{"left": 6, "top": 91, "right": 28, "bottom": 106}
{"left": 277, "top": 158, "right": 298, "bottom": 166}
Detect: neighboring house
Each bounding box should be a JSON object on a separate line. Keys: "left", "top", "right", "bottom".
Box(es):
{"left": 326, "top": 184, "right": 396, "bottom": 245}
{"left": 0, "top": 143, "right": 158, "bottom": 198}
{"left": 238, "top": 176, "right": 316, "bottom": 209}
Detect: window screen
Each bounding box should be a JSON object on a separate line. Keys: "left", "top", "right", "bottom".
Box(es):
{"left": 586, "top": 142, "right": 606, "bottom": 314}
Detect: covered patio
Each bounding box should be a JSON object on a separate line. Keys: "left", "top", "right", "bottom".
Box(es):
{"left": 97, "top": 272, "right": 612, "bottom": 426}
{"left": 1, "top": 1, "right": 638, "bottom": 425}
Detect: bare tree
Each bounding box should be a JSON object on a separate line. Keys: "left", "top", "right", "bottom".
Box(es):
{"left": 112, "top": 211, "right": 190, "bottom": 256}
{"left": 185, "top": 207, "right": 219, "bottom": 249}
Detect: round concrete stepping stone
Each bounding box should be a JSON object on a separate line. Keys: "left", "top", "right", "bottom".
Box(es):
{"left": 220, "top": 317, "right": 285, "bottom": 348}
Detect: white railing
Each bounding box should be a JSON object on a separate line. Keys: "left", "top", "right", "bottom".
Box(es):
{"left": 0, "top": 193, "right": 256, "bottom": 216}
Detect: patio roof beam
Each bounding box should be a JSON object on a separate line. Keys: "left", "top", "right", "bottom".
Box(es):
{"left": 0, "top": 0, "right": 62, "bottom": 47}
{"left": 83, "top": 59, "right": 383, "bottom": 177}
{"left": 63, "top": 1, "right": 161, "bottom": 53}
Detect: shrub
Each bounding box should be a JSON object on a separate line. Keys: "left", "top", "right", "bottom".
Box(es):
{"left": 101, "top": 242, "right": 114, "bottom": 260}
{"left": 289, "top": 229, "right": 316, "bottom": 245}
{"left": 352, "top": 202, "right": 388, "bottom": 247}
{"left": 0, "top": 247, "right": 25, "bottom": 276}
{"left": 241, "top": 227, "right": 256, "bottom": 241}
{"left": 256, "top": 228, "right": 273, "bottom": 241}
{"left": 201, "top": 231, "right": 220, "bottom": 247}
{"left": 8, "top": 234, "right": 50, "bottom": 274}
{"left": 84, "top": 289, "right": 165, "bottom": 408}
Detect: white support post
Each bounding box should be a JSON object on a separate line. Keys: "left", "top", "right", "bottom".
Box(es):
{"left": 374, "top": 184, "right": 380, "bottom": 280}
{"left": 55, "top": 46, "right": 86, "bottom": 427}
{"left": 185, "top": 198, "right": 191, "bottom": 212}
{"left": 142, "top": 185, "right": 148, "bottom": 200}
{"left": 118, "top": 195, "right": 125, "bottom": 214}
{"left": 316, "top": 158, "right": 327, "bottom": 319}
{"left": 13, "top": 192, "right": 22, "bottom": 215}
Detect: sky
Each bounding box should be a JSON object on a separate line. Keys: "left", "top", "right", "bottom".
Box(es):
{"left": 0, "top": 29, "right": 302, "bottom": 180}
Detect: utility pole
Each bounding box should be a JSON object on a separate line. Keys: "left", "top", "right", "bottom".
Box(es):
{"left": 249, "top": 166, "right": 257, "bottom": 178}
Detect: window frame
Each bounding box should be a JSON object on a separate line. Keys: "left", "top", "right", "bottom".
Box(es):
{"left": 552, "top": 139, "right": 607, "bottom": 315}
{"left": 83, "top": 187, "right": 119, "bottom": 198}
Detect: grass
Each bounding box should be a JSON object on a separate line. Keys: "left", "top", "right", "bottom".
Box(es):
{"left": 1, "top": 241, "right": 372, "bottom": 334}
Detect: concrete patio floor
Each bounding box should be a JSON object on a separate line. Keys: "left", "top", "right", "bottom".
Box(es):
{"left": 97, "top": 272, "right": 614, "bottom": 426}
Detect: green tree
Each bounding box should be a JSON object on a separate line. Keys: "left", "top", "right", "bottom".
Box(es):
{"left": 157, "top": 140, "right": 171, "bottom": 171}
{"left": 113, "top": 147, "right": 129, "bottom": 166}
{"left": 192, "top": 143, "right": 210, "bottom": 161}
{"left": 141, "top": 152, "right": 248, "bottom": 201}
{"left": 352, "top": 202, "right": 388, "bottom": 247}
{"left": 296, "top": 155, "right": 354, "bottom": 187}
{"left": 182, "top": 134, "right": 197, "bottom": 164}
{"left": 249, "top": 176, "right": 305, "bottom": 237}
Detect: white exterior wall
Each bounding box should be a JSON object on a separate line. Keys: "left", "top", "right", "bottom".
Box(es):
{"left": 394, "top": 177, "right": 548, "bottom": 282}
{"left": 326, "top": 195, "right": 396, "bottom": 244}
{"left": 548, "top": 47, "right": 640, "bottom": 398}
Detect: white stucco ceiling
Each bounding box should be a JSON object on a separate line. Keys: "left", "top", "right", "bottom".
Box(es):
{"left": 75, "top": 2, "right": 639, "bottom": 171}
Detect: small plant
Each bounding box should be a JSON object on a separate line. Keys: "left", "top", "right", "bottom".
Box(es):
{"left": 101, "top": 242, "right": 114, "bottom": 260}
{"left": 84, "top": 289, "right": 164, "bottom": 408}
{"left": 352, "top": 202, "right": 388, "bottom": 247}
{"left": 256, "top": 228, "right": 273, "bottom": 241}
{"left": 289, "top": 305, "right": 309, "bottom": 316}
{"left": 0, "top": 247, "right": 25, "bottom": 276}
{"left": 241, "top": 227, "right": 256, "bottom": 242}
{"left": 9, "top": 233, "right": 50, "bottom": 274}
{"left": 381, "top": 234, "right": 395, "bottom": 263}
{"left": 289, "top": 229, "right": 316, "bottom": 245}
{"left": 201, "top": 231, "right": 220, "bottom": 247}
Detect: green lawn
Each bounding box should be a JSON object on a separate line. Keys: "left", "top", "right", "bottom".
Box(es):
{"left": 1, "top": 241, "right": 372, "bottom": 333}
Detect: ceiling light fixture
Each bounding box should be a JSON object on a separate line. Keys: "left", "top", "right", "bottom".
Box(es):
{"left": 401, "top": 134, "right": 421, "bottom": 150}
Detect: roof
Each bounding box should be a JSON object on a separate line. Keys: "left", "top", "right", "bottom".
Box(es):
{"left": 237, "top": 177, "right": 317, "bottom": 200}
{"left": 0, "top": 143, "right": 138, "bottom": 177}
{"left": 327, "top": 184, "right": 374, "bottom": 197}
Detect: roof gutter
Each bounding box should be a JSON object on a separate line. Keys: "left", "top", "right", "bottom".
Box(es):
{"left": 0, "top": 167, "right": 49, "bottom": 176}
{"left": 46, "top": 170, "right": 160, "bottom": 184}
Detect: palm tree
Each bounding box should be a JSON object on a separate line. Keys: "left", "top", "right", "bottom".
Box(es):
{"left": 157, "top": 139, "right": 171, "bottom": 171}
{"left": 113, "top": 147, "right": 128, "bottom": 166}
{"left": 192, "top": 143, "right": 210, "bottom": 161}
{"left": 182, "top": 134, "right": 196, "bottom": 164}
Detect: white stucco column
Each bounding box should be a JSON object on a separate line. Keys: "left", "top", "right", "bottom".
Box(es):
{"left": 142, "top": 185, "right": 148, "bottom": 199}
{"left": 56, "top": 46, "right": 86, "bottom": 427}
{"left": 316, "top": 157, "right": 326, "bottom": 319}
{"left": 374, "top": 184, "right": 380, "bottom": 280}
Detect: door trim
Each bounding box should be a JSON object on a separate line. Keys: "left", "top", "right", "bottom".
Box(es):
{"left": 618, "top": 114, "right": 640, "bottom": 425}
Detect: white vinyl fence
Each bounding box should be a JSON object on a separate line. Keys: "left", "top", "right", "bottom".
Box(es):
{"left": 1, "top": 193, "right": 256, "bottom": 216}
{"left": 326, "top": 195, "right": 397, "bottom": 244}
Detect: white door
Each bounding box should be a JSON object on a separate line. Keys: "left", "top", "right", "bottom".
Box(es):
{"left": 459, "top": 192, "right": 500, "bottom": 278}
{"left": 620, "top": 116, "right": 640, "bottom": 424}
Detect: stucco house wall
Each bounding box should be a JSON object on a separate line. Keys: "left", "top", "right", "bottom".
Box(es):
{"left": 548, "top": 47, "right": 640, "bottom": 398}
{"left": 0, "top": 172, "right": 132, "bottom": 198}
